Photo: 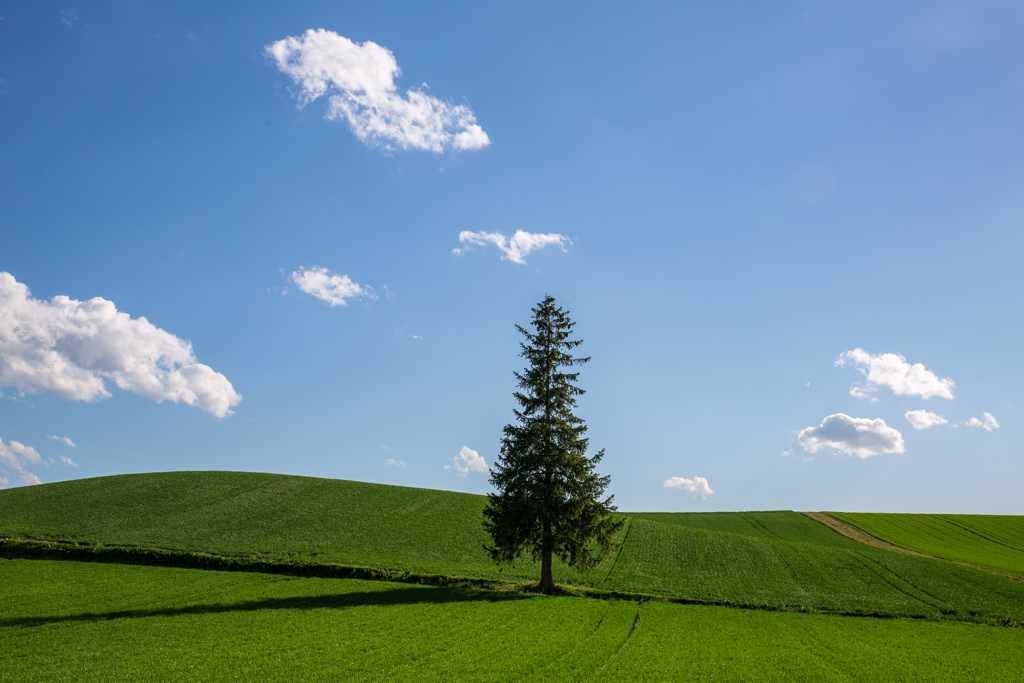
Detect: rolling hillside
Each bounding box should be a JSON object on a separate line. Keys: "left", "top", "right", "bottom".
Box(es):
{"left": 3, "top": 471, "right": 1024, "bottom": 624}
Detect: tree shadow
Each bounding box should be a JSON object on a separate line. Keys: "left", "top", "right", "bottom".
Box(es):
{"left": 2, "top": 584, "right": 533, "bottom": 629}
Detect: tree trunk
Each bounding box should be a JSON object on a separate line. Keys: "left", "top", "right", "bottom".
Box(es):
{"left": 539, "top": 549, "right": 555, "bottom": 595}
{"left": 539, "top": 519, "right": 555, "bottom": 594}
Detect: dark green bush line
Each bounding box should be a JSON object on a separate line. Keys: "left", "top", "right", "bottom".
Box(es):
{"left": 0, "top": 537, "right": 524, "bottom": 593}
{"left": 3, "top": 537, "right": 1020, "bottom": 628}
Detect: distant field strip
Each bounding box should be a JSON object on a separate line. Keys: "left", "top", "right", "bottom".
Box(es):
{"left": 831, "top": 512, "right": 1024, "bottom": 578}
{"left": 3, "top": 473, "right": 1024, "bottom": 625}
{"left": 3, "top": 559, "right": 1023, "bottom": 682}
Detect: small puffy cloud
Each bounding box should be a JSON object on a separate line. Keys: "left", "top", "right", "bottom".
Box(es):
{"left": 445, "top": 446, "right": 489, "bottom": 477}
{"left": 0, "top": 272, "right": 241, "bottom": 417}
{"left": 966, "top": 412, "right": 999, "bottom": 431}
{"left": 47, "top": 435, "right": 76, "bottom": 448}
{"left": 798, "top": 413, "right": 905, "bottom": 459}
{"left": 290, "top": 266, "right": 375, "bottom": 307}
{"left": 59, "top": 455, "right": 78, "bottom": 467}
{"left": 0, "top": 437, "right": 43, "bottom": 486}
{"left": 664, "top": 476, "right": 714, "bottom": 500}
{"left": 385, "top": 458, "right": 405, "bottom": 469}
{"left": 266, "top": 29, "right": 489, "bottom": 153}
{"left": 453, "top": 230, "right": 571, "bottom": 265}
{"left": 837, "top": 348, "right": 954, "bottom": 400}
{"left": 905, "top": 409, "right": 949, "bottom": 430}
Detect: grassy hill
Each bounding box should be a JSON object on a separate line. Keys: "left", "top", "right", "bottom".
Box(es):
{"left": 829, "top": 512, "right": 1024, "bottom": 578}
{"left": 3, "top": 471, "right": 1024, "bottom": 625}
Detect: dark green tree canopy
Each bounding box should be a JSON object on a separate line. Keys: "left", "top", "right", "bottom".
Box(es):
{"left": 482, "top": 294, "right": 623, "bottom": 594}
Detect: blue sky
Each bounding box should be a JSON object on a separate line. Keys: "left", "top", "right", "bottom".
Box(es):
{"left": 1, "top": 1, "right": 1021, "bottom": 513}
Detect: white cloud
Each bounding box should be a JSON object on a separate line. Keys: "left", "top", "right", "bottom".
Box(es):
{"left": 445, "top": 446, "right": 489, "bottom": 477}
{"left": 798, "top": 413, "right": 905, "bottom": 459}
{"left": 848, "top": 384, "right": 879, "bottom": 401}
{"left": 266, "top": 29, "right": 490, "bottom": 153}
{"left": 966, "top": 412, "right": 999, "bottom": 431}
{"left": 59, "top": 455, "right": 78, "bottom": 467}
{"left": 0, "top": 437, "right": 43, "bottom": 487}
{"left": 664, "top": 476, "right": 714, "bottom": 500}
{"left": 46, "top": 435, "right": 76, "bottom": 448}
{"left": 905, "top": 409, "right": 949, "bottom": 430}
{"left": 0, "top": 272, "right": 242, "bottom": 417}
{"left": 836, "top": 348, "right": 954, "bottom": 400}
{"left": 290, "top": 266, "right": 375, "bottom": 307}
{"left": 453, "top": 230, "right": 571, "bottom": 265}
{"left": 385, "top": 458, "right": 406, "bottom": 469}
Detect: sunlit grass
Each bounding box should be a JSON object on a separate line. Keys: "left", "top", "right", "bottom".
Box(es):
{"left": 3, "top": 559, "right": 1022, "bottom": 682}
{"left": 3, "top": 472, "right": 1024, "bottom": 624}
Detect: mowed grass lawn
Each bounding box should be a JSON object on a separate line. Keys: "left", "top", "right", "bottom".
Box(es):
{"left": 3, "top": 558, "right": 1023, "bottom": 682}
{"left": 830, "top": 512, "right": 1024, "bottom": 578}
{"left": 4, "top": 472, "right": 1024, "bottom": 625}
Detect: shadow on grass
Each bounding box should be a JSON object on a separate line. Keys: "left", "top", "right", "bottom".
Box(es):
{"left": 1, "top": 585, "right": 534, "bottom": 629}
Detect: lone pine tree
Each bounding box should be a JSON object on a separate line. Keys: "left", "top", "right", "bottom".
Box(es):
{"left": 482, "top": 294, "right": 623, "bottom": 595}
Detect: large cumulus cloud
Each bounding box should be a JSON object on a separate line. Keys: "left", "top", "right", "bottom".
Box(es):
{"left": 0, "top": 272, "right": 241, "bottom": 417}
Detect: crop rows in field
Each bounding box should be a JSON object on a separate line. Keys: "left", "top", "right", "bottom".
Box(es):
{"left": 2, "top": 558, "right": 1022, "bottom": 682}
{"left": 3, "top": 472, "right": 1024, "bottom": 625}
{"left": 610, "top": 513, "right": 1024, "bottom": 624}
{"left": 830, "top": 512, "right": 1024, "bottom": 578}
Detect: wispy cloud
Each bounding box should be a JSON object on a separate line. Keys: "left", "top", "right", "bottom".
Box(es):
{"left": 837, "top": 349, "right": 954, "bottom": 400}
{"left": 445, "top": 446, "right": 489, "bottom": 477}
{"left": 905, "top": 409, "right": 949, "bottom": 430}
{"left": 266, "top": 29, "right": 489, "bottom": 152}
{"left": 664, "top": 476, "right": 714, "bottom": 500}
{"left": 59, "top": 455, "right": 78, "bottom": 467}
{"left": 290, "top": 266, "right": 376, "bottom": 307}
{"left": 966, "top": 412, "right": 999, "bottom": 431}
{"left": 0, "top": 437, "right": 43, "bottom": 487}
{"left": 452, "top": 230, "right": 571, "bottom": 265}
{"left": 386, "top": 458, "right": 405, "bottom": 469}
{"left": 0, "top": 272, "right": 241, "bottom": 417}
{"left": 46, "top": 435, "right": 76, "bottom": 448}
{"left": 798, "top": 413, "right": 905, "bottom": 459}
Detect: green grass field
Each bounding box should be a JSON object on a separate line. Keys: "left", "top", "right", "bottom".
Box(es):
{"left": 3, "top": 472, "right": 1024, "bottom": 625}
{"left": 3, "top": 558, "right": 1022, "bottom": 682}
{"left": 829, "top": 512, "right": 1024, "bottom": 578}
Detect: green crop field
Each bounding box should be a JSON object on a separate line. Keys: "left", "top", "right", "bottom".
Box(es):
{"left": 611, "top": 513, "right": 1024, "bottom": 623}
{"left": 829, "top": 512, "right": 1024, "bottom": 578}
{"left": 3, "top": 472, "right": 1024, "bottom": 625}
{"left": 3, "top": 558, "right": 1022, "bottom": 682}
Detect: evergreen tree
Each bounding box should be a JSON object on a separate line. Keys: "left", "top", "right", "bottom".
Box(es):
{"left": 482, "top": 294, "right": 623, "bottom": 595}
